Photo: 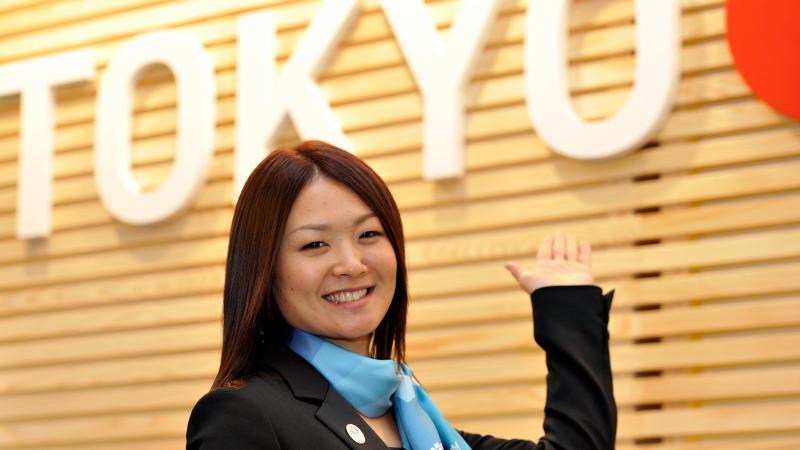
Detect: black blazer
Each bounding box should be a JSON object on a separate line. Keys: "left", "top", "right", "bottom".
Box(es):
{"left": 186, "top": 286, "right": 616, "bottom": 449}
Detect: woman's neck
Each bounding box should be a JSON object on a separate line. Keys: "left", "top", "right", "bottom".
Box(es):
{"left": 359, "top": 410, "right": 402, "bottom": 448}
{"left": 326, "top": 335, "right": 370, "bottom": 356}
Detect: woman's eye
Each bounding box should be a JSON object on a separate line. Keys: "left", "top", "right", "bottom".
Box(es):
{"left": 302, "top": 241, "right": 326, "bottom": 250}
{"left": 360, "top": 230, "right": 383, "bottom": 239}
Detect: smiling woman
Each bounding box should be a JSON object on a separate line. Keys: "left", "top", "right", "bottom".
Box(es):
{"left": 211, "top": 141, "right": 410, "bottom": 387}
{"left": 186, "top": 140, "right": 616, "bottom": 450}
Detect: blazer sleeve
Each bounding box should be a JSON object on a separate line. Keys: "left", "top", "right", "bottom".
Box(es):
{"left": 186, "top": 386, "right": 282, "bottom": 450}
{"left": 459, "top": 285, "right": 617, "bottom": 450}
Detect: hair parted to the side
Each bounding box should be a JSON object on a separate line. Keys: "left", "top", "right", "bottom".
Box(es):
{"left": 212, "top": 140, "right": 408, "bottom": 389}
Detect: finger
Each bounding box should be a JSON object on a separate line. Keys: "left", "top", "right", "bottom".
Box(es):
{"left": 538, "top": 235, "right": 553, "bottom": 261}
{"left": 578, "top": 240, "right": 592, "bottom": 267}
{"left": 553, "top": 230, "right": 565, "bottom": 260}
{"left": 566, "top": 233, "right": 578, "bottom": 261}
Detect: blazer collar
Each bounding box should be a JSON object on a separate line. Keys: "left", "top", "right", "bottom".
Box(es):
{"left": 262, "top": 343, "right": 328, "bottom": 401}
{"left": 259, "top": 344, "right": 394, "bottom": 450}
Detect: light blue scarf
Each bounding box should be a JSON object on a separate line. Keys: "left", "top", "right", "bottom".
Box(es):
{"left": 288, "top": 328, "right": 471, "bottom": 450}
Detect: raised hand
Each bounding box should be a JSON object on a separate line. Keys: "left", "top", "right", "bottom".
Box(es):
{"left": 504, "top": 231, "right": 595, "bottom": 295}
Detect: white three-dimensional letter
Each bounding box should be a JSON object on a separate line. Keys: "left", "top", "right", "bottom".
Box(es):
{"left": 95, "top": 31, "right": 216, "bottom": 225}
{"left": 381, "top": 0, "right": 501, "bottom": 179}
{"left": 525, "top": 0, "right": 680, "bottom": 159}
{"left": 0, "top": 51, "right": 95, "bottom": 239}
{"left": 234, "top": 0, "right": 359, "bottom": 202}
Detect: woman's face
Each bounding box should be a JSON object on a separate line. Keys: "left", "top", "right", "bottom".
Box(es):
{"left": 275, "top": 176, "right": 397, "bottom": 355}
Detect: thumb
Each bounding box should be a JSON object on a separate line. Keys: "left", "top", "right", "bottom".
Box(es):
{"left": 504, "top": 261, "right": 523, "bottom": 280}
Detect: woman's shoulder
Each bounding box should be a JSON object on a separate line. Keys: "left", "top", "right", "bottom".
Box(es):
{"left": 191, "top": 370, "right": 288, "bottom": 415}
{"left": 186, "top": 373, "right": 286, "bottom": 449}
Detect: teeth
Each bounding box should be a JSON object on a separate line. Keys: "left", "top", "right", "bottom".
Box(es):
{"left": 323, "top": 288, "right": 369, "bottom": 304}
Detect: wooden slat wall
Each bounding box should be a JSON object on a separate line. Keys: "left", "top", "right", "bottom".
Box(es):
{"left": 1, "top": 0, "right": 799, "bottom": 448}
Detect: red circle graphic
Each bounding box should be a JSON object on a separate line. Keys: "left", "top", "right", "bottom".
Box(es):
{"left": 726, "top": 0, "right": 800, "bottom": 119}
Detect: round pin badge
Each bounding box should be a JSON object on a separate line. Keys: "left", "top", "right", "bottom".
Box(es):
{"left": 346, "top": 423, "right": 366, "bottom": 444}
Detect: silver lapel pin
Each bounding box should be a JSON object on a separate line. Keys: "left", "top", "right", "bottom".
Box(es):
{"left": 346, "top": 423, "right": 366, "bottom": 444}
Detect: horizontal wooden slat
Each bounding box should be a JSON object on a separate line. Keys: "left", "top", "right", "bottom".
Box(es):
{"left": 0, "top": 207, "right": 233, "bottom": 266}
{"left": 610, "top": 261, "right": 800, "bottom": 307}
{"left": 2, "top": 399, "right": 796, "bottom": 448}
{"left": 2, "top": 121, "right": 796, "bottom": 255}
{"left": 412, "top": 329, "right": 800, "bottom": 387}
{"left": 409, "top": 260, "right": 800, "bottom": 329}
{"left": 7, "top": 439, "right": 185, "bottom": 450}
{"left": 405, "top": 190, "right": 800, "bottom": 271}
{"left": 0, "top": 35, "right": 744, "bottom": 182}
{"left": 1, "top": 202, "right": 798, "bottom": 294}
{"left": 329, "top": 3, "right": 725, "bottom": 80}
{"left": 343, "top": 32, "right": 744, "bottom": 157}
{"left": 611, "top": 331, "right": 800, "bottom": 374}
{"left": 613, "top": 365, "right": 800, "bottom": 406}
{"left": 0, "top": 350, "right": 218, "bottom": 395}
{"left": 0, "top": 0, "right": 701, "bottom": 114}
{"left": 4, "top": 370, "right": 796, "bottom": 450}
{"left": 0, "top": 322, "right": 220, "bottom": 370}
{"left": 449, "top": 401, "right": 800, "bottom": 442}
{"left": 0, "top": 0, "right": 723, "bottom": 83}
{"left": 4, "top": 362, "right": 797, "bottom": 425}
{"left": 3, "top": 110, "right": 794, "bottom": 247}
{"left": 464, "top": 97, "right": 788, "bottom": 153}
{"left": 431, "top": 365, "right": 800, "bottom": 419}
{"left": 0, "top": 0, "right": 465, "bottom": 73}
{"left": 618, "top": 401, "right": 800, "bottom": 440}
{"left": 2, "top": 322, "right": 799, "bottom": 384}
{"left": 0, "top": 0, "right": 54, "bottom": 16}
{"left": 616, "top": 434, "right": 800, "bottom": 450}
{"left": 0, "top": 379, "right": 209, "bottom": 422}
{"left": 18, "top": 180, "right": 800, "bottom": 296}
{"left": 0, "top": 0, "right": 311, "bottom": 64}
{"left": 611, "top": 296, "right": 800, "bottom": 339}
{"left": 408, "top": 226, "right": 800, "bottom": 299}
{"left": 1, "top": 73, "right": 745, "bottom": 197}
{"left": 0, "top": 167, "right": 231, "bottom": 240}
{"left": 0, "top": 3, "right": 728, "bottom": 148}
{"left": 0, "top": 41, "right": 737, "bottom": 174}
{"left": 0, "top": 409, "right": 188, "bottom": 448}
{"left": 0, "top": 236, "right": 228, "bottom": 291}
{"left": 3, "top": 254, "right": 798, "bottom": 328}
{"left": 0, "top": 0, "right": 171, "bottom": 40}
{"left": 0, "top": 264, "right": 224, "bottom": 316}
{"left": 0, "top": 294, "right": 221, "bottom": 343}
{"left": 392, "top": 127, "right": 800, "bottom": 215}
{"left": 0, "top": 261, "right": 797, "bottom": 392}
{"left": 406, "top": 296, "right": 800, "bottom": 359}
{"left": 3, "top": 268, "right": 796, "bottom": 345}
{"left": 346, "top": 94, "right": 788, "bottom": 159}
{"left": 2, "top": 112, "right": 798, "bottom": 217}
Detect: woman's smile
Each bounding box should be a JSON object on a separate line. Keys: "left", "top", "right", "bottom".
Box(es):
{"left": 322, "top": 286, "right": 374, "bottom": 304}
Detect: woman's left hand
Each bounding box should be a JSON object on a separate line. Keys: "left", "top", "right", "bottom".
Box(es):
{"left": 504, "top": 231, "right": 595, "bottom": 295}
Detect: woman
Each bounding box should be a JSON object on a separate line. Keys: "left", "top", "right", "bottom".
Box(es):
{"left": 186, "top": 140, "right": 616, "bottom": 449}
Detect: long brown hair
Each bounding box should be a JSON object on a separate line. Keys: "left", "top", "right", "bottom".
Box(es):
{"left": 212, "top": 140, "right": 408, "bottom": 389}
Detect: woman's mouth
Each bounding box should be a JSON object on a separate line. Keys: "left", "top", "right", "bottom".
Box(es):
{"left": 322, "top": 287, "right": 373, "bottom": 304}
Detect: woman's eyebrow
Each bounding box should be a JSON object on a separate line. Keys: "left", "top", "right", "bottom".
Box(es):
{"left": 288, "top": 213, "right": 376, "bottom": 234}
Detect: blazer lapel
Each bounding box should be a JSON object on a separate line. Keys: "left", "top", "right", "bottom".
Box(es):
{"left": 316, "top": 384, "right": 390, "bottom": 450}
{"left": 263, "top": 344, "right": 391, "bottom": 450}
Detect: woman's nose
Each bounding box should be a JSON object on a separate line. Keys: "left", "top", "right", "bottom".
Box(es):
{"left": 332, "top": 243, "right": 368, "bottom": 277}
